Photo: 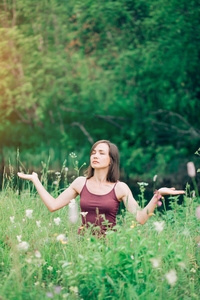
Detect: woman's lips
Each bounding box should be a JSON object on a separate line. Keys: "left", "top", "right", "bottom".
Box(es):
{"left": 92, "top": 161, "right": 99, "bottom": 164}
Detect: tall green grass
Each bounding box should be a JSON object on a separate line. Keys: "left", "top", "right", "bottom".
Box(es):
{"left": 0, "top": 168, "right": 200, "bottom": 299}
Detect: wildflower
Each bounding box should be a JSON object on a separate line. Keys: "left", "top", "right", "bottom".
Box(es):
{"left": 55, "top": 171, "right": 61, "bottom": 176}
{"left": 56, "top": 234, "right": 65, "bottom": 241}
{"left": 137, "top": 182, "right": 148, "bottom": 186}
{"left": 47, "top": 266, "right": 53, "bottom": 271}
{"left": 131, "top": 255, "right": 134, "bottom": 260}
{"left": 34, "top": 281, "right": 39, "bottom": 286}
{"left": 41, "top": 282, "right": 45, "bottom": 288}
{"left": 17, "top": 241, "right": 29, "bottom": 251}
{"left": 26, "top": 209, "right": 33, "bottom": 219}
{"left": 35, "top": 250, "right": 41, "bottom": 258}
{"left": 165, "top": 269, "right": 177, "bottom": 286}
{"left": 54, "top": 286, "right": 62, "bottom": 294}
{"left": 46, "top": 292, "right": 53, "bottom": 298}
{"left": 69, "top": 286, "right": 78, "bottom": 294}
{"left": 25, "top": 258, "right": 32, "bottom": 263}
{"left": 48, "top": 283, "right": 53, "bottom": 287}
{"left": 190, "top": 268, "right": 196, "bottom": 273}
{"left": 195, "top": 206, "right": 200, "bottom": 220}
{"left": 157, "top": 201, "right": 162, "bottom": 207}
{"left": 153, "top": 221, "right": 165, "bottom": 233}
{"left": 149, "top": 258, "right": 161, "bottom": 268}
{"left": 80, "top": 212, "right": 88, "bottom": 217}
{"left": 153, "top": 175, "right": 157, "bottom": 182}
{"left": 130, "top": 221, "right": 137, "bottom": 229}
{"left": 70, "top": 152, "right": 77, "bottom": 158}
{"left": 36, "top": 220, "right": 41, "bottom": 228}
{"left": 192, "top": 191, "right": 196, "bottom": 198}
{"left": 49, "top": 223, "right": 51, "bottom": 226}
{"left": 10, "top": 216, "right": 15, "bottom": 223}
{"left": 65, "top": 167, "right": 68, "bottom": 172}
{"left": 54, "top": 217, "right": 61, "bottom": 225}
{"left": 187, "top": 162, "right": 196, "bottom": 177}
{"left": 69, "top": 199, "right": 79, "bottom": 224}
{"left": 53, "top": 181, "right": 58, "bottom": 185}
{"left": 16, "top": 235, "right": 22, "bottom": 242}
{"left": 22, "top": 219, "right": 25, "bottom": 222}
{"left": 177, "top": 262, "right": 186, "bottom": 269}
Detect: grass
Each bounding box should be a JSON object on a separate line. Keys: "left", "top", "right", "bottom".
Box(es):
{"left": 0, "top": 172, "right": 200, "bottom": 299}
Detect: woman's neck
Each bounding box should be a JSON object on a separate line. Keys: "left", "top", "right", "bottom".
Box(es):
{"left": 92, "top": 169, "right": 108, "bottom": 183}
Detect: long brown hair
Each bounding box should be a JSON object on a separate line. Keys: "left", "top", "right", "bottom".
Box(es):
{"left": 86, "top": 140, "right": 120, "bottom": 182}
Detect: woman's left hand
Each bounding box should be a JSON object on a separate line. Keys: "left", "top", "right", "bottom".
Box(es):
{"left": 158, "top": 187, "right": 185, "bottom": 196}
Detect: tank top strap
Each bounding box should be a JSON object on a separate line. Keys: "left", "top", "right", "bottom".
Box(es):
{"left": 80, "top": 177, "right": 87, "bottom": 195}
{"left": 113, "top": 180, "right": 119, "bottom": 188}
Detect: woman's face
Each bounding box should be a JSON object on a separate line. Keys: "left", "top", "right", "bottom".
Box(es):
{"left": 90, "top": 143, "right": 111, "bottom": 169}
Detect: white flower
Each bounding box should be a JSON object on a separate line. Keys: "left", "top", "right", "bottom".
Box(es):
{"left": 69, "top": 286, "right": 78, "bottom": 294}
{"left": 190, "top": 268, "right": 196, "bottom": 273}
{"left": 47, "top": 266, "right": 53, "bottom": 271}
{"left": 16, "top": 235, "right": 22, "bottom": 242}
{"left": 165, "top": 269, "right": 177, "bottom": 286}
{"left": 10, "top": 216, "right": 15, "bottom": 223}
{"left": 69, "top": 199, "right": 76, "bottom": 208}
{"left": 137, "top": 182, "right": 149, "bottom": 186}
{"left": 54, "top": 217, "right": 61, "bottom": 225}
{"left": 56, "top": 234, "right": 65, "bottom": 241}
{"left": 149, "top": 258, "right": 161, "bottom": 268}
{"left": 17, "top": 241, "right": 29, "bottom": 251}
{"left": 26, "top": 209, "right": 33, "bottom": 219}
{"left": 153, "top": 221, "right": 165, "bottom": 233}
{"left": 177, "top": 262, "right": 186, "bottom": 269}
{"left": 131, "top": 255, "right": 134, "bottom": 260}
{"left": 187, "top": 162, "right": 196, "bottom": 177}
{"left": 153, "top": 175, "right": 157, "bottom": 182}
{"left": 53, "top": 181, "right": 58, "bottom": 185}
{"left": 80, "top": 212, "right": 88, "bottom": 217}
{"left": 36, "top": 220, "right": 41, "bottom": 228}
{"left": 34, "top": 281, "right": 39, "bottom": 286}
{"left": 35, "top": 250, "right": 41, "bottom": 258}
{"left": 65, "top": 167, "right": 68, "bottom": 172}
{"left": 55, "top": 172, "right": 61, "bottom": 175}
{"left": 68, "top": 199, "right": 79, "bottom": 224}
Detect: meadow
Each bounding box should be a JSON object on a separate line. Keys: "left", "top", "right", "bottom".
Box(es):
{"left": 0, "top": 166, "right": 200, "bottom": 300}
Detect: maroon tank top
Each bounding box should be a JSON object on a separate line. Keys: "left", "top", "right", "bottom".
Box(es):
{"left": 79, "top": 179, "right": 120, "bottom": 234}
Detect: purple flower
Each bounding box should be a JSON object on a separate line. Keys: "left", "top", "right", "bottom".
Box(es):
{"left": 46, "top": 292, "right": 53, "bottom": 298}
{"left": 54, "top": 286, "right": 62, "bottom": 294}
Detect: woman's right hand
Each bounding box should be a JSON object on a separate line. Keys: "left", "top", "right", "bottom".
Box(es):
{"left": 17, "top": 172, "right": 38, "bottom": 182}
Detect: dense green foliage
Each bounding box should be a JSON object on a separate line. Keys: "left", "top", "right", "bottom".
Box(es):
{"left": 0, "top": 0, "right": 200, "bottom": 181}
{"left": 0, "top": 176, "right": 200, "bottom": 299}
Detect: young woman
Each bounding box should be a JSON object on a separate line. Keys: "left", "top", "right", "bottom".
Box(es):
{"left": 18, "top": 140, "right": 185, "bottom": 233}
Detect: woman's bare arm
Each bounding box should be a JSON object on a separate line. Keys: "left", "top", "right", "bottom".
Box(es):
{"left": 17, "top": 172, "right": 85, "bottom": 212}
{"left": 117, "top": 182, "right": 185, "bottom": 225}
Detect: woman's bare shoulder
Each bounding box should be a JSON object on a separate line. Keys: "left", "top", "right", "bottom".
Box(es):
{"left": 115, "top": 181, "right": 130, "bottom": 199}
{"left": 71, "top": 176, "right": 86, "bottom": 194}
